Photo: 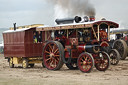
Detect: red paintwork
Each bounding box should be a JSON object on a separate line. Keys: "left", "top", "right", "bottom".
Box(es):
{"left": 64, "top": 51, "right": 70, "bottom": 58}
{"left": 69, "top": 38, "right": 78, "bottom": 45}
{"left": 3, "top": 28, "right": 43, "bottom": 58}
{"left": 77, "top": 44, "right": 85, "bottom": 53}
{"left": 125, "top": 36, "right": 128, "bottom": 41}
{"left": 77, "top": 53, "right": 93, "bottom": 72}
{"left": 64, "top": 47, "right": 80, "bottom": 58}
{"left": 43, "top": 41, "right": 60, "bottom": 70}
{"left": 65, "top": 38, "right": 70, "bottom": 45}
{"left": 100, "top": 41, "right": 109, "bottom": 47}
{"left": 91, "top": 40, "right": 99, "bottom": 44}
{"left": 93, "top": 21, "right": 119, "bottom": 28}
{"left": 69, "top": 31, "right": 76, "bottom": 38}
{"left": 71, "top": 49, "right": 80, "bottom": 58}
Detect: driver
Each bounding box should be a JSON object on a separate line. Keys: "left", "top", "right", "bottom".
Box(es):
{"left": 99, "top": 30, "right": 107, "bottom": 39}
{"left": 68, "top": 29, "right": 76, "bottom": 38}
{"left": 55, "top": 30, "right": 63, "bottom": 37}
{"left": 83, "top": 29, "right": 90, "bottom": 42}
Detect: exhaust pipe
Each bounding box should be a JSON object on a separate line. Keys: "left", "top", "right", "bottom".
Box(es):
{"left": 89, "top": 16, "right": 95, "bottom": 22}
{"left": 13, "top": 23, "right": 16, "bottom": 30}
{"left": 55, "top": 16, "right": 82, "bottom": 25}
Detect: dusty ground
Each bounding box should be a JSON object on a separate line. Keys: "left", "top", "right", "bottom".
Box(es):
{"left": 0, "top": 54, "right": 128, "bottom": 85}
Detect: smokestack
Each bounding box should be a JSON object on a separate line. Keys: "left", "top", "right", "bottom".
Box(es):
{"left": 89, "top": 16, "right": 95, "bottom": 22}
{"left": 83, "top": 16, "right": 89, "bottom": 22}
{"left": 55, "top": 16, "right": 81, "bottom": 25}
{"left": 13, "top": 23, "right": 16, "bottom": 30}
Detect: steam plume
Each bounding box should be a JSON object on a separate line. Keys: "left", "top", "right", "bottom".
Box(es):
{"left": 46, "top": 0, "right": 96, "bottom": 19}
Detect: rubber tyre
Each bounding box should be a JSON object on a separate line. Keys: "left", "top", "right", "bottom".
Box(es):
{"left": 43, "top": 41, "right": 64, "bottom": 70}
{"left": 113, "top": 39, "right": 127, "bottom": 60}
{"left": 9, "top": 57, "right": 14, "bottom": 68}
{"left": 77, "top": 52, "right": 94, "bottom": 73}
{"left": 42, "top": 62, "right": 45, "bottom": 68}
{"left": 109, "top": 49, "right": 120, "bottom": 65}
{"left": 95, "top": 51, "right": 110, "bottom": 71}
{"left": 22, "top": 58, "right": 28, "bottom": 69}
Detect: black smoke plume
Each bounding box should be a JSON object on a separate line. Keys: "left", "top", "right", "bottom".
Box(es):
{"left": 46, "top": 0, "right": 96, "bottom": 19}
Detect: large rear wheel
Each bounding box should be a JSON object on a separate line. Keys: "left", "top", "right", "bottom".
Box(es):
{"left": 43, "top": 41, "right": 64, "bottom": 70}
{"left": 95, "top": 51, "right": 110, "bottom": 71}
{"left": 113, "top": 39, "right": 127, "bottom": 60}
{"left": 77, "top": 52, "right": 94, "bottom": 73}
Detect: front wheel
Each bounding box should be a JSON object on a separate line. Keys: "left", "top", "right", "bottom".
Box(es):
{"left": 95, "top": 51, "right": 110, "bottom": 71}
{"left": 77, "top": 52, "right": 94, "bottom": 73}
{"left": 109, "top": 49, "right": 120, "bottom": 65}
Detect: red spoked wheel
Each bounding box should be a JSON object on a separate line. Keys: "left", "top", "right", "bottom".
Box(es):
{"left": 43, "top": 41, "right": 64, "bottom": 70}
{"left": 95, "top": 51, "right": 110, "bottom": 71}
{"left": 77, "top": 52, "right": 94, "bottom": 73}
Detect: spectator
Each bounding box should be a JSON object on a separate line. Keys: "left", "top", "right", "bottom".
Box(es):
{"left": 33, "top": 32, "right": 37, "bottom": 43}
{"left": 37, "top": 31, "right": 42, "bottom": 43}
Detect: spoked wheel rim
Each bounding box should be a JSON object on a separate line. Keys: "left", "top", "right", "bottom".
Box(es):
{"left": 113, "top": 40, "right": 127, "bottom": 60}
{"left": 22, "top": 58, "right": 28, "bottom": 69}
{"left": 77, "top": 52, "right": 94, "bottom": 73}
{"left": 43, "top": 41, "right": 63, "bottom": 70}
{"left": 109, "top": 49, "right": 120, "bottom": 65}
{"left": 95, "top": 52, "right": 110, "bottom": 71}
{"left": 9, "top": 57, "right": 14, "bottom": 68}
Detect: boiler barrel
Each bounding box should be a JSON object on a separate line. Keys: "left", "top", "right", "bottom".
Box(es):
{"left": 55, "top": 16, "right": 81, "bottom": 25}
{"left": 77, "top": 44, "right": 100, "bottom": 53}
{"left": 55, "top": 18, "right": 74, "bottom": 25}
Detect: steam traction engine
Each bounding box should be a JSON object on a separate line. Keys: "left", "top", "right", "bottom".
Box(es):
{"left": 39, "top": 16, "right": 119, "bottom": 72}
{"left": 110, "top": 28, "right": 128, "bottom": 60}
{"left": 3, "top": 16, "right": 119, "bottom": 73}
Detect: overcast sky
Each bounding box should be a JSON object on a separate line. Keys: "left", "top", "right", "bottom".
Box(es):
{"left": 0, "top": 0, "right": 127, "bottom": 28}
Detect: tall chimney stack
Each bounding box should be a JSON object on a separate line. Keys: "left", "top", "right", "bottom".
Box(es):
{"left": 89, "top": 16, "right": 95, "bottom": 22}
{"left": 13, "top": 23, "right": 16, "bottom": 30}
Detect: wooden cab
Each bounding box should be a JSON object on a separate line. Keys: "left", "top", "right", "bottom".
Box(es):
{"left": 3, "top": 28, "right": 44, "bottom": 58}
